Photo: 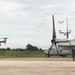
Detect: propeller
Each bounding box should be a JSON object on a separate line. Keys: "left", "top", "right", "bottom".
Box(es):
{"left": 2, "top": 38, "right": 8, "bottom": 44}
{"left": 66, "top": 18, "right": 71, "bottom": 39}
{"left": 2, "top": 38, "right": 8, "bottom": 39}
{"left": 47, "top": 15, "right": 59, "bottom": 57}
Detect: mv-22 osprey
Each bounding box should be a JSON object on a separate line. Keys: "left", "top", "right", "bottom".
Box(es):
{"left": 0, "top": 38, "right": 8, "bottom": 46}
{"left": 44, "top": 15, "right": 75, "bottom": 57}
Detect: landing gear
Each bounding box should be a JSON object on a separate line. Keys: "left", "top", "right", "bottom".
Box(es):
{"left": 63, "top": 55, "right": 67, "bottom": 57}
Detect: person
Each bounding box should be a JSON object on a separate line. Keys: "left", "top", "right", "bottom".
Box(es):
{"left": 72, "top": 49, "right": 75, "bottom": 61}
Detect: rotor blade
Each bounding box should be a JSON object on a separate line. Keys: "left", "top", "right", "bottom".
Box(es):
{"left": 47, "top": 44, "right": 53, "bottom": 57}
{"left": 52, "top": 15, "right": 56, "bottom": 40}
{"left": 2, "top": 38, "right": 8, "bottom": 39}
{"left": 66, "top": 18, "right": 69, "bottom": 39}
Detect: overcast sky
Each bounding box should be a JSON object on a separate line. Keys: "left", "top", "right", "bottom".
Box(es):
{"left": 0, "top": 0, "right": 75, "bottom": 49}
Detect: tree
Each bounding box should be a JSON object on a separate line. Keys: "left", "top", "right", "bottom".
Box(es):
{"left": 7, "top": 47, "right": 10, "bottom": 51}
{"left": 26, "top": 44, "right": 38, "bottom": 51}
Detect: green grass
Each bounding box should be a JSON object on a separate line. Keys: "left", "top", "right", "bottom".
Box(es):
{"left": 0, "top": 51, "right": 45, "bottom": 58}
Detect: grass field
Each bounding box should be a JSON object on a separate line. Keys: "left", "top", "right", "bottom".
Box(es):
{"left": 0, "top": 51, "right": 45, "bottom": 57}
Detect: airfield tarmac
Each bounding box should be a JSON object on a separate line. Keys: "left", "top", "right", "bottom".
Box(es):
{"left": 0, "top": 58, "right": 75, "bottom": 75}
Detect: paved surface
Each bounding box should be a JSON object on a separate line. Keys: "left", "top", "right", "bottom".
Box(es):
{"left": 0, "top": 58, "right": 75, "bottom": 75}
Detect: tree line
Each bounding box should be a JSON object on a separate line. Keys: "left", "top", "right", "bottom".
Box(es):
{"left": 0, "top": 44, "right": 43, "bottom": 51}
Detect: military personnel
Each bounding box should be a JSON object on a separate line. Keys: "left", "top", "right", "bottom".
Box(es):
{"left": 72, "top": 49, "right": 75, "bottom": 61}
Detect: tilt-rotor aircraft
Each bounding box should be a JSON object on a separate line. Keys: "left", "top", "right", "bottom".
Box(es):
{"left": 59, "top": 18, "right": 71, "bottom": 39}
{"left": 44, "top": 15, "right": 75, "bottom": 57}
{"left": 0, "top": 38, "right": 8, "bottom": 46}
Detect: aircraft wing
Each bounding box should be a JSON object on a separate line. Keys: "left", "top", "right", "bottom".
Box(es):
{"left": 58, "top": 45, "right": 75, "bottom": 47}
{"left": 58, "top": 44, "right": 75, "bottom": 50}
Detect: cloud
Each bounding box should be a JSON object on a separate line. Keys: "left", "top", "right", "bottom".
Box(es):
{"left": 0, "top": 0, "right": 75, "bottom": 49}
{"left": 0, "top": 0, "right": 30, "bottom": 21}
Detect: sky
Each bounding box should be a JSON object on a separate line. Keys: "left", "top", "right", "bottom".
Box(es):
{"left": 0, "top": 0, "right": 75, "bottom": 49}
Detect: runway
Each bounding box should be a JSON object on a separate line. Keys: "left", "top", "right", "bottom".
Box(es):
{"left": 0, "top": 58, "right": 75, "bottom": 75}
